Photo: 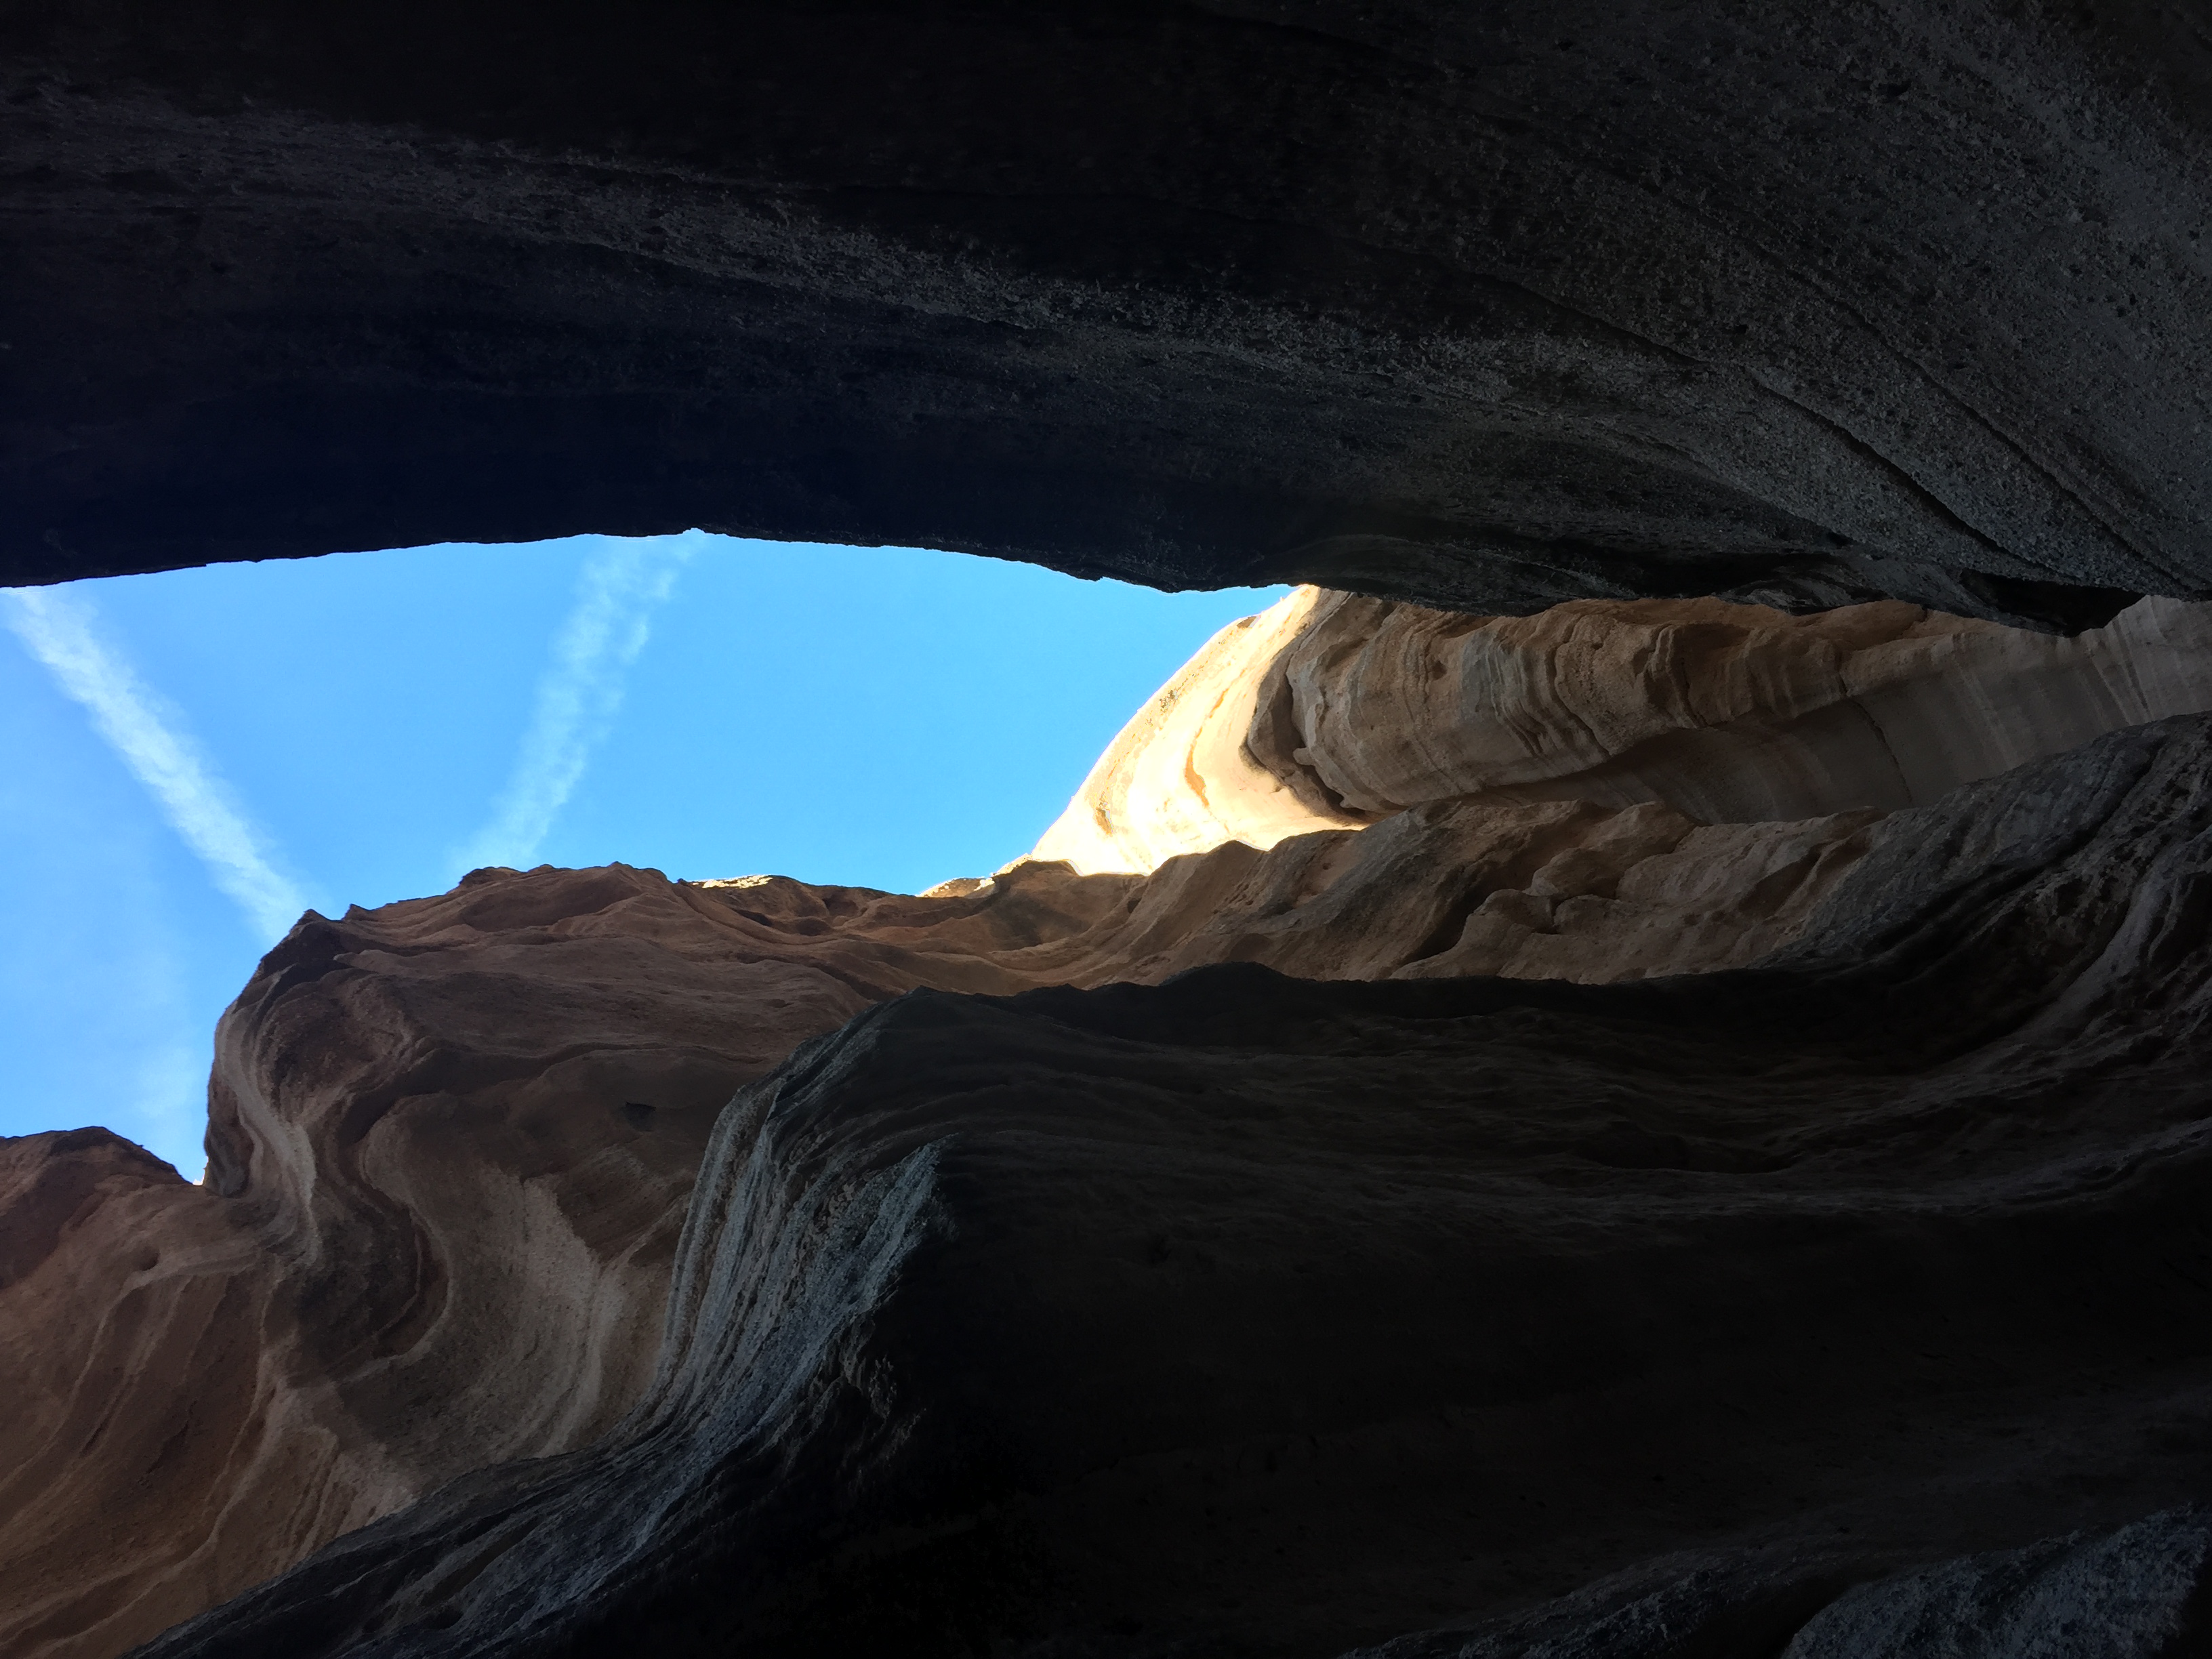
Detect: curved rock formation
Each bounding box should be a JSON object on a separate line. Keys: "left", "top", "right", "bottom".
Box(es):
{"left": 0, "top": 872, "right": 865, "bottom": 1659}
{"left": 120, "top": 713, "right": 2212, "bottom": 1657}
{"left": 17, "top": 578, "right": 2212, "bottom": 1655}
{"left": 1031, "top": 587, "right": 1366, "bottom": 876}
{"left": 7, "top": 4, "right": 2211, "bottom": 622}
{"left": 0, "top": 796, "right": 1879, "bottom": 1658}
{"left": 14, "top": 7, "right": 2212, "bottom": 1650}
{"left": 1262, "top": 592, "right": 2212, "bottom": 824}
{"left": 1046, "top": 588, "right": 2212, "bottom": 875}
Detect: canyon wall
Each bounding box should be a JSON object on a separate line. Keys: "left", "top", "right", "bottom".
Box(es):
{"left": 10, "top": 586, "right": 2212, "bottom": 1656}
{"left": 1042, "top": 588, "right": 2212, "bottom": 873}
{"left": 10, "top": 9, "right": 2212, "bottom": 1650}
{"left": 121, "top": 709, "right": 2212, "bottom": 1658}
{"left": 7, "top": 4, "right": 2212, "bottom": 628}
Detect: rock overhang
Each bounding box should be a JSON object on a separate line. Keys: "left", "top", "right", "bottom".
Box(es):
{"left": 5, "top": 2, "right": 2210, "bottom": 627}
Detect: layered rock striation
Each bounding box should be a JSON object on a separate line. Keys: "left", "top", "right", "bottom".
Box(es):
{"left": 125, "top": 712, "right": 2212, "bottom": 1657}
{"left": 1043, "top": 588, "right": 2212, "bottom": 874}
{"left": 0, "top": 811, "right": 1878, "bottom": 1654}
{"left": 13, "top": 7, "right": 2212, "bottom": 1647}
{"left": 8, "top": 4, "right": 2212, "bottom": 624}
{"left": 10, "top": 584, "right": 2212, "bottom": 1656}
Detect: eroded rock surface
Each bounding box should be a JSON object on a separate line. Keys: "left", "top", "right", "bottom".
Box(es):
{"left": 1262, "top": 592, "right": 2212, "bottom": 824}
{"left": 12, "top": 586, "right": 2212, "bottom": 1656}
{"left": 7, "top": 5, "right": 2212, "bottom": 622}
{"left": 124, "top": 715, "right": 2212, "bottom": 1658}
{"left": 0, "top": 796, "right": 1872, "bottom": 1657}
{"left": 1044, "top": 588, "right": 2212, "bottom": 874}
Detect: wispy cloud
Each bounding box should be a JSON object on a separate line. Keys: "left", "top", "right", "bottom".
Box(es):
{"left": 3, "top": 586, "right": 309, "bottom": 943}
{"left": 457, "top": 533, "right": 697, "bottom": 874}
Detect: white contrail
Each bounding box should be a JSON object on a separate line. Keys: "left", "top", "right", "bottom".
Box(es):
{"left": 2, "top": 585, "right": 309, "bottom": 943}
{"left": 458, "top": 533, "right": 697, "bottom": 874}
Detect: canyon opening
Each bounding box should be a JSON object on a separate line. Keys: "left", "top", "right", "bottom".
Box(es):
{"left": 9, "top": 4, "right": 2212, "bottom": 1656}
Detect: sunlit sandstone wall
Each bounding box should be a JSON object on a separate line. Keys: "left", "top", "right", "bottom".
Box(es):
{"left": 1038, "top": 588, "right": 2212, "bottom": 874}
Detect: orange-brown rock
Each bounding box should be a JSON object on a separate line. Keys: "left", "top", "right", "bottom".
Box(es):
{"left": 128, "top": 713, "right": 2212, "bottom": 1659}
{"left": 12, "top": 585, "right": 2212, "bottom": 1658}
{"left": 1040, "top": 589, "right": 2212, "bottom": 877}
{"left": 0, "top": 787, "right": 1884, "bottom": 1657}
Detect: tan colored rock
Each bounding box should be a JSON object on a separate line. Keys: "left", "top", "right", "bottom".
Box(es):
{"left": 1255, "top": 590, "right": 2212, "bottom": 825}
{"left": 1030, "top": 587, "right": 1366, "bottom": 874}
{"left": 1038, "top": 588, "right": 2212, "bottom": 880}
{"left": 12, "top": 583, "right": 2212, "bottom": 1657}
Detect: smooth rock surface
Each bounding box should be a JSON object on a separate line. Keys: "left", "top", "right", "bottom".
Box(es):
{"left": 121, "top": 715, "right": 2212, "bottom": 1657}
{"left": 0, "top": 872, "right": 869, "bottom": 1659}
{"left": 1042, "top": 588, "right": 2212, "bottom": 876}
{"left": 7, "top": 4, "right": 2211, "bottom": 620}
{"left": 18, "top": 581, "right": 2212, "bottom": 1656}
{"left": 1265, "top": 592, "right": 2212, "bottom": 825}
{"left": 1031, "top": 586, "right": 1368, "bottom": 876}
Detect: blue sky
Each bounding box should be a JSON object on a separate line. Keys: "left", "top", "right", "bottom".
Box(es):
{"left": 0, "top": 534, "right": 1285, "bottom": 1174}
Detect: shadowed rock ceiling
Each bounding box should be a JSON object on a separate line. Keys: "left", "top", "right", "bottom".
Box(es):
{"left": 7, "top": 2, "right": 2211, "bottom": 625}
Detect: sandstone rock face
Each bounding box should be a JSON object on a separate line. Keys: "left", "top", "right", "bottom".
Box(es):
{"left": 1031, "top": 587, "right": 1368, "bottom": 876}
{"left": 1045, "top": 588, "right": 2212, "bottom": 876}
{"left": 12, "top": 587, "right": 2212, "bottom": 1656}
{"left": 14, "top": 8, "right": 2212, "bottom": 1647}
{"left": 0, "top": 794, "right": 1874, "bottom": 1658}
{"left": 121, "top": 715, "right": 2212, "bottom": 1657}
{"left": 7, "top": 5, "right": 2212, "bottom": 624}
{"left": 0, "top": 873, "right": 873, "bottom": 1659}
{"left": 1262, "top": 592, "right": 2212, "bottom": 824}
{"left": 0, "top": 1133, "right": 279, "bottom": 1657}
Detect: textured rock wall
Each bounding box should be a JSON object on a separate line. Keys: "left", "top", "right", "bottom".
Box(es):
{"left": 1030, "top": 586, "right": 1369, "bottom": 876}
{"left": 7, "top": 4, "right": 2212, "bottom": 621}
{"left": 1265, "top": 592, "right": 2212, "bottom": 823}
{"left": 1044, "top": 587, "right": 2212, "bottom": 874}
{"left": 0, "top": 801, "right": 1874, "bottom": 1658}
{"left": 123, "top": 713, "right": 2212, "bottom": 1658}
{"left": 10, "top": 586, "right": 2212, "bottom": 1656}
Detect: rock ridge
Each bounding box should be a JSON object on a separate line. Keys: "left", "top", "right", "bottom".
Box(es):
{"left": 117, "top": 714, "right": 2212, "bottom": 1656}
{"left": 1038, "top": 587, "right": 2212, "bottom": 875}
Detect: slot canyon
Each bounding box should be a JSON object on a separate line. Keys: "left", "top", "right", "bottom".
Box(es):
{"left": 9, "top": 5, "right": 2212, "bottom": 1656}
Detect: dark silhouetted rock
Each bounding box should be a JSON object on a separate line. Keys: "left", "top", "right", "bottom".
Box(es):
{"left": 0, "top": 783, "right": 1872, "bottom": 1656}
{"left": 1782, "top": 1508, "right": 2212, "bottom": 1659}
{"left": 7, "top": 5, "right": 2211, "bottom": 623}
{"left": 118, "top": 714, "right": 2212, "bottom": 1656}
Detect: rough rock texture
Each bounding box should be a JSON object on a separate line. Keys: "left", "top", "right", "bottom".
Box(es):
{"left": 0, "top": 791, "right": 1875, "bottom": 1659}
{"left": 1781, "top": 1508, "right": 2212, "bottom": 1659}
{"left": 119, "top": 714, "right": 2212, "bottom": 1657}
{"left": 21, "top": 580, "right": 2212, "bottom": 1655}
{"left": 1040, "top": 588, "right": 2212, "bottom": 874}
{"left": 9, "top": 3, "right": 2212, "bottom": 622}
{"left": 1352, "top": 1507, "right": 2212, "bottom": 1659}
